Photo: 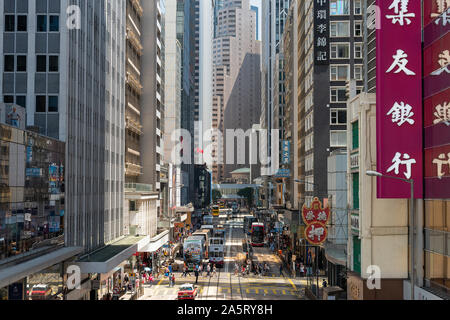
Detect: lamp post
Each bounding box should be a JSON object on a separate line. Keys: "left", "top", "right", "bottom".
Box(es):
{"left": 366, "top": 170, "right": 415, "bottom": 300}
{"left": 294, "top": 179, "right": 325, "bottom": 299}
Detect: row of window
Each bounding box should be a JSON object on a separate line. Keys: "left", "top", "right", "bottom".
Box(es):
{"left": 330, "top": 64, "right": 363, "bottom": 81}
{"left": 330, "top": 43, "right": 363, "bottom": 60}
{"left": 4, "top": 55, "right": 59, "bottom": 72}
{"left": 331, "top": 21, "right": 363, "bottom": 38}
{"left": 4, "top": 15, "right": 59, "bottom": 32}
{"left": 330, "top": 0, "right": 362, "bottom": 16}
{"left": 3, "top": 95, "right": 59, "bottom": 113}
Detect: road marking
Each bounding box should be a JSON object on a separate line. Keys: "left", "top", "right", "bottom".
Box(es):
{"left": 272, "top": 289, "right": 277, "bottom": 295}
{"left": 282, "top": 290, "right": 286, "bottom": 295}
{"left": 288, "top": 279, "right": 298, "bottom": 292}
{"left": 157, "top": 278, "right": 163, "bottom": 286}
{"left": 254, "top": 289, "right": 259, "bottom": 294}
{"left": 246, "top": 289, "right": 250, "bottom": 294}
{"left": 264, "top": 289, "right": 268, "bottom": 294}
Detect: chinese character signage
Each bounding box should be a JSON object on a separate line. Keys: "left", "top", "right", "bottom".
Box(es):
{"left": 282, "top": 141, "right": 290, "bottom": 164}
{"left": 314, "top": 0, "right": 329, "bottom": 65}
{"left": 424, "top": 0, "right": 450, "bottom": 198}
{"left": 376, "top": 0, "right": 423, "bottom": 198}
{"left": 302, "top": 197, "right": 330, "bottom": 245}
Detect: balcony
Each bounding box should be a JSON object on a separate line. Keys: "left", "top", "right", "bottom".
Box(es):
{"left": 126, "top": 27, "right": 143, "bottom": 56}
{"left": 131, "top": 0, "right": 143, "bottom": 17}
{"left": 126, "top": 116, "right": 143, "bottom": 135}
{"left": 125, "top": 163, "right": 143, "bottom": 177}
{"left": 126, "top": 72, "right": 143, "bottom": 95}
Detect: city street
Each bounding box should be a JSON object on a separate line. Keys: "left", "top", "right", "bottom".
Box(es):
{"left": 137, "top": 211, "right": 307, "bottom": 301}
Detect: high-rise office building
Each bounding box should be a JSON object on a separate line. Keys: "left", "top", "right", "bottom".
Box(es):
{"left": 0, "top": 0, "right": 127, "bottom": 299}
{"left": 211, "top": 0, "right": 261, "bottom": 183}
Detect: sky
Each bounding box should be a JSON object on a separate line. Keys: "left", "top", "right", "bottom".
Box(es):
{"left": 249, "top": 0, "right": 262, "bottom": 41}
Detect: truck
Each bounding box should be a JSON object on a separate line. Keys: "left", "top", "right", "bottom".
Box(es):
{"left": 183, "top": 236, "right": 205, "bottom": 271}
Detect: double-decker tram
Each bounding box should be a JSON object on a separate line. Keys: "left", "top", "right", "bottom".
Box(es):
{"left": 250, "top": 222, "right": 265, "bottom": 247}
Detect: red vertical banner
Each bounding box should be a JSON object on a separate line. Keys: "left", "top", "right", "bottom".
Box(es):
{"left": 376, "top": 0, "right": 423, "bottom": 198}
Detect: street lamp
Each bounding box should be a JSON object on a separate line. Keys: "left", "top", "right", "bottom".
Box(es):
{"left": 366, "top": 170, "right": 415, "bottom": 300}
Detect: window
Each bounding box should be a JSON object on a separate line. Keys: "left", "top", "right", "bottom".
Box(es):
{"left": 49, "top": 16, "right": 59, "bottom": 32}
{"left": 354, "top": 43, "right": 363, "bottom": 59}
{"left": 37, "top": 56, "right": 47, "bottom": 72}
{"left": 330, "top": 0, "right": 350, "bottom": 15}
{"left": 4, "top": 55, "right": 14, "bottom": 72}
{"left": 331, "top": 109, "right": 347, "bottom": 124}
{"left": 49, "top": 56, "right": 59, "bottom": 72}
{"left": 330, "top": 87, "right": 347, "bottom": 102}
{"left": 352, "top": 173, "right": 359, "bottom": 209}
{"left": 352, "top": 121, "right": 359, "bottom": 149}
{"left": 5, "top": 15, "right": 15, "bottom": 31}
{"left": 331, "top": 43, "right": 350, "bottom": 59}
{"left": 17, "top": 15, "right": 27, "bottom": 31}
{"left": 355, "top": 0, "right": 362, "bottom": 15}
{"left": 4, "top": 96, "right": 14, "bottom": 104}
{"left": 48, "top": 96, "right": 58, "bottom": 112}
{"left": 36, "top": 96, "right": 46, "bottom": 113}
{"left": 16, "top": 96, "right": 26, "bottom": 108}
{"left": 355, "top": 21, "right": 362, "bottom": 37}
{"left": 16, "top": 56, "right": 27, "bottom": 72}
{"left": 37, "top": 15, "right": 47, "bottom": 32}
{"left": 354, "top": 65, "right": 363, "bottom": 80}
{"left": 330, "top": 65, "right": 349, "bottom": 81}
{"left": 330, "top": 21, "right": 350, "bottom": 37}
{"left": 330, "top": 131, "right": 347, "bottom": 147}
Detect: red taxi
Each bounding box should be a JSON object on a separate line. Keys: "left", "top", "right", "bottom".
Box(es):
{"left": 177, "top": 283, "right": 198, "bottom": 300}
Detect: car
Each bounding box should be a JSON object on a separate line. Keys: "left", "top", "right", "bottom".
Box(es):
{"left": 29, "top": 284, "right": 52, "bottom": 300}
{"left": 178, "top": 283, "right": 198, "bottom": 300}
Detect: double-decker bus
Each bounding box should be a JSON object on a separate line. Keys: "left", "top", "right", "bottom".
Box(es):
{"left": 211, "top": 205, "right": 220, "bottom": 217}
{"left": 243, "top": 216, "right": 257, "bottom": 235}
{"left": 250, "top": 222, "right": 265, "bottom": 247}
{"left": 183, "top": 236, "right": 205, "bottom": 271}
{"left": 209, "top": 237, "right": 225, "bottom": 267}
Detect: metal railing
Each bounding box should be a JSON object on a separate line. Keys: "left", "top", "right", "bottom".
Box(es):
{"left": 124, "top": 183, "right": 153, "bottom": 193}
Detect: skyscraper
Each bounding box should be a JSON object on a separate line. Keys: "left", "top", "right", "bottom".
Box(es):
{"left": 211, "top": 0, "right": 261, "bottom": 183}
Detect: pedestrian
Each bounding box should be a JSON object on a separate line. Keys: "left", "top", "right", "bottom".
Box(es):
{"left": 194, "top": 268, "right": 199, "bottom": 284}
{"left": 171, "top": 274, "right": 176, "bottom": 287}
{"left": 212, "top": 264, "right": 217, "bottom": 277}
{"left": 182, "top": 265, "right": 187, "bottom": 277}
{"left": 199, "top": 264, "right": 203, "bottom": 277}
{"left": 234, "top": 263, "right": 239, "bottom": 276}
{"left": 149, "top": 274, "right": 154, "bottom": 285}
{"left": 300, "top": 264, "right": 305, "bottom": 278}
{"left": 207, "top": 263, "right": 211, "bottom": 277}
{"left": 279, "top": 264, "right": 283, "bottom": 277}
{"left": 322, "top": 279, "right": 328, "bottom": 288}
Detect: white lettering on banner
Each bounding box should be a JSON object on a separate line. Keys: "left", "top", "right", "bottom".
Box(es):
{"left": 317, "top": 23, "right": 327, "bottom": 33}
{"left": 317, "top": 211, "right": 328, "bottom": 222}
{"left": 308, "top": 225, "right": 325, "bottom": 241}
{"left": 432, "top": 1, "right": 450, "bottom": 25}
{"left": 317, "top": 0, "right": 327, "bottom": 6}
{"left": 306, "top": 211, "right": 315, "bottom": 221}
{"left": 317, "top": 10, "right": 327, "bottom": 19}
{"left": 387, "top": 152, "right": 416, "bottom": 179}
{"left": 386, "top": 49, "right": 416, "bottom": 75}
{"left": 386, "top": 0, "right": 416, "bottom": 26}
{"left": 434, "top": 102, "right": 450, "bottom": 125}
{"left": 387, "top": 102, "right": 415, "bottom": 126}
{"left": 431, "top": 50, "right": 450, "bottom": 76}
{"left": 432, "top": 153, "right": 450, "bottom": 179}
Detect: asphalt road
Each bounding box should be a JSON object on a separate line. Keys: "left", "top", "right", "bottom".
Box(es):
{"left": 139, "top": 211, "right": 306, "bottom": 300}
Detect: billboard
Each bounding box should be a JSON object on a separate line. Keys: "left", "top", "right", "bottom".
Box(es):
{"left": 376, "top": 0, "right": 423, "bottom": 198}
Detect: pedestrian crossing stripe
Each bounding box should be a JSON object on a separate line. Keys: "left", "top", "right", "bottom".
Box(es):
{"left": 246, "top": 289, "right": 250, "bottom": 294}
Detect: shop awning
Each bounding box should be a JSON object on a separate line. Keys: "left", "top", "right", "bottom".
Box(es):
{"left": 324, "top": 245, "right": 347, "bottom": 266}
{"left": 0, "top": 246, "right": 83, "bottom": 289}
{"left": 76, "top": 235, "right": 149, "bottom": 274}
{"left": 139, "top": 230, "right": 169, "bottom": 253}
